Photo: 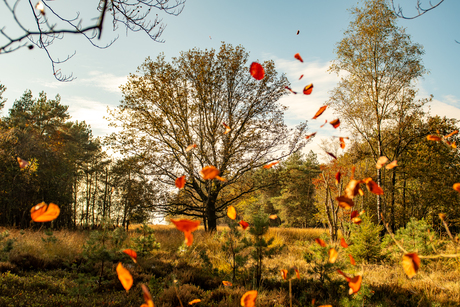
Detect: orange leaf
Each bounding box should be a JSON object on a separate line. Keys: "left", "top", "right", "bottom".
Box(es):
{"left": 344, "top": 179, "right": 362, "bottom": 199}
{"left": 349, "top": 254, "right": 356, "bottom": 265}
{"left": 171, "top": 219, "right": 200, "bottom": 246}
{"left": 337, "top": 269, "right": 351, "bottom": 282}
{"left": 305, "top": 132, "right": 317, "bottom": 140}
{"left": 239, "top": 220, "right": 249, "bottom": 230}
{"left": 299, "top": 74, "right": 304, "bottom": 80}
{"left": 215, "top": 176, "right": 226, "bottom": 182}
{"left": 439, "top": 213, "right": 446, "bottom": 221}
{"left": 350, "top": 210, "right": 359, "bottom": 219}
{"left": 363, "top": 178, "right": 384, "bottom": 195}
{"left": 141, "top": 284, "right": 154, "bottom": 307}
{"left": 339, "top": 137, "right": 346, "bottom": 149}
{"left": 328, "top": 248, "right": 338, "bottom": 263}
{"left": 30, "top": 202, "right": 60, "bottom": 222}
{"left": 453, "top": 183, "right": 460, "bottom": 193}
{"left": 186, "top": 144, "right": 197, "bottom": 152}
{"left": 385, "top": 160, "right": 397, "bottom": 170}
{"left": 123, "top": 249, "right": 137, "bottom": 263}
{"left": 312, "top": 105, "right": 326, "bottom": 119}
{"left": 303, "top": 83, "right": 314, "bottom": 95}
{"left": 269, "top": 214, "right": 278, "bottom": 220}
{"left": 285, "top": 86, "right": 297, "bottom": 94}
{"left": 352, "top": 217, "right": 362, "bottom": 225}
{"left": 294, "top": 53, "right": 304, "bottom": 63}
{"left": 402, "top": 253, "right": 420, "bottom": 279}
{"left": 315, "top": 238, "right": 327, "bottom": 247}
{"left": 340, "top": 238, "right": 348, "bottom": 248}
{"left": 445, "top": 130, "right": 458, "bottom": 138}
{"left": 116, "top": 262, "right": 133, "bottom": 292}
{"left": 320, "top": 120, "right": 328, "bottom": 128}
{"left": 222, "top": 122, "right": 232, "bottom": 134}
{"left": 376, "top": 156, "right": 388, "bottom": 169}
{"left": 263, "top": 161, "right": 279, "bottom": 169}
{"left": 318, "top": 305, "right": 332, "bottom": 307}
{"left": 241, "top": 290, "right": 257, "bottom": 307}
{"left": 17, "top": 157, "right": 29, "bottom": 169}
{"left": 200, "top": 166, "right": 220, "bottom": 180}
{"left": 335, "top": 172, "right": 341, "bottom": 185}
{"left": 336, "top": 196, "right": 354, "bottom": 210}
{"left": 222, "top": 281, "right": 233, "bottom": 287}
{"left": 189, "top": 299, "right": 201, "bottom": 305}
{"left": 295, "top": 268, "right": 300, "bottom": 279}
{"left": 348, "top": 275, "right": 362, "bottom": 294}
{"left": 280, "top": 269, "right": 288, "bottom": 280}
{"left": 250, "top": 62, "right": 264, "bottom": 80}
{"left": 175, "top": 176, "right": 186, "bottom": 189}
{"left": 330, "top": 119, "right": 340, "bottom": 129}
{"left": 227, "top": 205, "right": 237, "bottom": 220}
{"left": 427, "top": 135, "right": 441, "bottom": 141}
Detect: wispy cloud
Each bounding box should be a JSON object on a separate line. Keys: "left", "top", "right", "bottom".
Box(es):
{"left": 79, "top": 71, "right": 127, "bottom": 93}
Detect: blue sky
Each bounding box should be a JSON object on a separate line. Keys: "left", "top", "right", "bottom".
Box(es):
{"left": 1, "top": 0, "right": 459, "bottom": 159}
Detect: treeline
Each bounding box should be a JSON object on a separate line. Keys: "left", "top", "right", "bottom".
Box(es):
{"left": 0, "top": 86, "right": 157, "bottom": 229}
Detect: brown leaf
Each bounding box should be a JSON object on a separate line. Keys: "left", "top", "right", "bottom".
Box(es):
{"left": 295, "top": 268, "right": 300, "bottom": 279}
{"left": 222, "top": 281, "right": 233, "bottom": 287}
{"left": 350, "top": 210, "right": 359, "bottom": 219}
{"left": 339, "top": 137, "right": 346, "bottom": 149}
{"left": 453, "top": 183, "right": 460, "bottom": 193}
{"left": 445, "top": 130, "right": 458, "bottom": 138}
{"left": 351, "top": 217, "right": 362, "bottom": 225}
{"left": 141, "top": 284, "right": 154, "bottom": 307}
{"left": 336, "top": 196, "right": 354, "bottom": 210}
{"left": 335, "top": 172, "right": 341, "bottom": 185}
{"left": 326, "top": 151, "right": 337, "bottom": 160}
{"left": 344, "top": 179, "right": 362, "bottom": 199}
{"left": 306, "top": 132, "right": 317, "bottom": 140}
{"left": 285, "top": 86, "right": 297, "bottom": 94}
{"left": 402, "top": 253, "right": 420, "bottom": 279}
{"left": 363, "top": 177, "right": 384, "bottom": 195}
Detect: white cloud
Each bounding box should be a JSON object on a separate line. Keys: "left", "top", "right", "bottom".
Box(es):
{"left": 425, "top": 98, "right": 460, "bottom": 119}
{"left": 79, "top": 71, "right": 127, "bottom": 93}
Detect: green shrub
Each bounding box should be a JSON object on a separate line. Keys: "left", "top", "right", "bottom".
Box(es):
{"left": 347, "top": 213, "right": 383, "bottom": 264}
{"left": 131, "top": 223, "right": 160, "bottom": 256}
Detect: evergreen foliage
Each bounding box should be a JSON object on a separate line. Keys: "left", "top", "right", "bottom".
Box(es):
{"left": 131, "top": 223, "right": 161, "bottom": 256}
{"left": 347, "top": 214, "right": 383, "bottom": 263}
{"left": 220, "top": 218, "right": 248, "bottom": 282}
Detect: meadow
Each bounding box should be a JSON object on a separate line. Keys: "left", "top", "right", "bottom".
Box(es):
{"left": 0, "top": 224, "right": 458, "bottom": 307}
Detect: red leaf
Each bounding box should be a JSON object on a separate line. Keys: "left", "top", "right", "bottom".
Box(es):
{"left": 123, "top": 249, "right": 138, "bottom": 263}
{"left": 335, "top": 172, "right": 341, "bottom": 185}
{"left": 239, "top": 220, "right": 249, "bottom": 230}
{"left": 171, "top": 219, "right": 200, "bottom": 246}
{"left": 294, "top": 53, "right": 304, "bottom": 63}
{"left": 340, "top": 238, "right": 348, "bottom": 248}
{"left": 249, "top": 62, "right": 264, "bottom": 80}
{"left": 306, "top": 132, "right": 317, "bottom": 140}
{"left": 329, "top": 119, "right": 340, "bottom": 129}
{"left": 349, "top": 254, "right": 356, "bottom": 265}
{"left": 280, "top": 269, "right": 288, "bottom": 280}
{"left": 348, "top": 275, "right": 362, "bottom": 294}
{"left": 296, "top": 30, "right": 300, "bottom": 35}
{"left": 339, "top": 137, "right": 346, "bottom": 149}
{"left": 312, "top": 105, "right": 326, "bottom": 119}
{"left": 299, "top": 74, "right": 304, "bottom": 80}
{"left": 303, "top": 83, "right": 314, "bottom": 95}
{"left": 175, "top": 175, "right": 186, "bottom": 189}
{"left": 350, "top": 210, "right": 359, "bottom": 219}
{"left": 315, "top": 238, "right": 327, "bottom": 247}
{"left": 363, "top": 177, "right": 384, "bottom": 195}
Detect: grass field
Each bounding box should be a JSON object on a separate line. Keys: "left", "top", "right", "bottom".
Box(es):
{"left": 0, "top": 225, "right": 458, "bottom": 306}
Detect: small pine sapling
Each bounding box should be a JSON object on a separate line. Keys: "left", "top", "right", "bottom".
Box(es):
{"left": 347, "top": 213, "right": 383, "bottom": 263}
{"left": 131, "top": 223, "right": 160, "bottom": 256}
{"left": 221, "top": 218, "right": 248, "bottom": 282}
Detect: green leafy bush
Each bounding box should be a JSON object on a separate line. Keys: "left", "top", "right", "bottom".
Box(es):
{"left": 347, "top": 214, "right": 383, "bottom": 264}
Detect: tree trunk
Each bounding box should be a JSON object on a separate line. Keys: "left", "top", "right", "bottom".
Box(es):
{"left": 390, "top": 170, "right": 396, "bottom": 231}
{"left": 205, "top": 198, "right": 217, "bottom": 232}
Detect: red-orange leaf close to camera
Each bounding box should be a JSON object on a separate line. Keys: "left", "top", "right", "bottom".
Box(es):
{"left": 299, "top": 74, "right": 304, "bottom": 80}
{"left": 141, "top": 284, "right": 154, "bottom": 307}
{"left": 318, "top": 305, "right": 332, "bottom": 307}
{"left": 295, "top": 268, "right": 300, "bottom": 279}
{"left": 427, "top": 135, "right": 441, "bottom": 141}
{"left": 294, "top": 53, "right": 304, "bottom": 63}
{"left": 363, "top": 178, "right": 384, "bottom": 195}
{"left": 315, "top": 238, "right": 327, "bottom": 247}
{"left": 223, "top": 122, "right": 232, "bottom": 134}
{"left": 340, "top": 238, "right": 349, "bottom": 248}
{"left": 189, "top": 299, "right": 201, "bottom": 305}
{"left": 352, "top": 217, "right": 362, "bottom": 225}
{"left": 402, "top": 253, "right": 420, "bottom": 279}
{"left": 263, "top": 161, "right": 279, "bottom": 169}
{"left": 17, "top": 157, "right": 29, "bottom": 169}
{"left": 175, "top": 176, "right": 186, "bottom": 189}
{"left": 312, "top": 105, "right": 326, "bottom": 119}
{"left": 269, "top": 214, "right": 278, "bottom": 220}
{"left": 330, "top": 119, "right": 340, "bottom": 129}
{"left": 337, "top": 269, "right": 351, "bottom": 282}
{"left": 239, "top": 220, "right": 249, "bottom": 230}
{"left": 385, "top": 160, "right": 397, "bottom": 169}
{"left": 215, "top": 176, "right": 226, "bottom": 182}
{"left": 336, "top": 196, "right": 354, "bottom": 210}
{"left": 306, "top": 132, "right": 317, "bottom": 140}
{"left": 186, "top": 144, "right": 197, "bottom": 152}
{"left": 344, "top": 179, "right": 362, "bottom": 199}
{"left": 200, "top": 166, "right": 220, "bottom": 180}
{"left": 227, "top": 205, "right": 237, "bottom": 220}
{"left": 222, "top": 281, "right": 233, "bottom": 287}
{"left": 328, "top": 248, "right": 338, "bottom": 263}
{"left": 445, "top": 130, "right": 458, "bottom": 138}
{"left": 123, "top": 249, "right": 137, "bottom": 263}
{"left": 376, "top": 156, "right": 388, "bottom": 169}
{"left": 285, "top": 86, "right": 297, "bottom": 94}
{"left": 349, "top": 275, "right": 362, "bottom": 294}
{"left": 303, "top": 83, "right": 314, "bottom": 95}
{"left": 326, "top": 152, "right": 337, "bottom": 160}
{"left": 116, "top": 262, "right": 133, "bottom": 292}
{"left": 339, "top": 137, "right": 346, "bottom": 149}
{"left": 453, "top": 183, "right": 460, "bottom": 193}
{"left": 249, "top": 62, "right": 264, "bottom": 80}
{"left": 241, "top": 290, "right": 257, "bottom": 307}
{"left": 350, "top": 210, "right": 359, "bottom": 219}
{"left": 30, "top": 202, "right": 60, "bottom": 222}
{"left": 171, "top": 219, "right": 200, "bottom": 246}
{"left": 335, "top": 172, "right": 341, "bottom": 185}
{"left": 349, "top": 254, "right": 356, "bottom": 266}
{"left": 280, "top": 269, "right": 288, "bottom": 280}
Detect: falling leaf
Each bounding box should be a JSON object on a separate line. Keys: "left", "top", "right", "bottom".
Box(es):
{"left": 116, "top": 263, "right": 133, "bottom": 292}
{"left": 438, "top": 213, "right": 446, "bottom": 221}
{"left": 294, "top": 53, "right": 304, "bottom": 63}
{"left": 299, "top": 74, "right": 304, "bottom": 80}
{"left": 344, "top": 179, "right": 362, "bottom": 199}
{"left": 339, "top": 137, "right": 346, "bottom": 149}
{"left": 269, "top": 214, "right": 278, "bottom": 220}
{"left": 35, "top": 1, "right": 45, "bottom": 15}
{"left": 376, "top": 156, "right": 389, "bottom": 169}
{"left": 30, "top": 202, "right": 60, "bottom": 222}
{"left": 141, "top": 284, "right": 154, "bottom": 307}
{"left": 402, "top": 253, "right": 420, "bottom": 279}
{"left": 352, "top": 217, "right": 362, "bottom": 225}
{"left": 17, "top": 157, "right": 29, "bottom": 169}
{"left": 200, "top": 166, "right": 220, "bottom": 180}
{"left": 315, "top": 238, "right": 327, "bottom": 247}
{"left": 336, "top": 196, "right": 354, "bottom": 210}
{"left": 175, "top": 176, "right": 186, "bottom": 189}
{"left": 305, "top": 132, "right": 317, "bottom": 140}
{"left": 222, "top": 122, "right": 232, "bottom": 134}
{"left": 340, "top": 238, "right": 348, "bottom": 248}
{"left": 295, "top": 268, "right": 300, "bottom": 279}
{"left": 337, "top": 269, "right": 351, "bottom": 281}
{"left": 285, "top": 86, "right": 297, "bottom": 94}
{"left": 453, "top": 183, "right": 460, "bottom": 193}
{"left": 385, "top": 160, "right": 397, "bottom": 169}
{"left": 348, "top": 275, "right": 362, "bottom": 294}
{"left": 215, "top": 176, "right": 226, "bottom": 182}
{"left": 189, "top": 299, "right": 201, "bottom": 305}
{"left": 222, "top": 281, "right": 233, "bottom": 287}
{"left": 123, "top": 249, "right": 138, "bottom": 263}
{"left": 171, "top": 219, "right": 200, "bottom": 246}
{"left": 335, "top": 172, "right": 341, "bottom": 185}
{"left": 296, "top": 30, "right": 300, "bottom": 35}
{"left": 350, "top": 211, "right": 359, "bottom": 219}
{"left": 349, "top": 254, "right": 356, "bottom": 265}
{"left": 445, "top": 130, "right": 459, "bottom": 138}
{"left": 249, "top": 62, "right": 264, "bottom": 80}
{"left": 318, "top": 305, "right": 332, "bottom": 307}
{"left": 303, "top": 83, "right": 314, "bottom": 95}
{"left": 312, "top": 105, "right": 326, "bottom": 119}
{"left": 280, "top": 269, "right": 288, "bottom": 280}
{"left": 320, "top": 120, "right": 328, "bottom": 128}
{"left": 186, "top": 144, "right": 197, "bottom": 152}
{"left": 452, "top": 142, "right": 457, "bottom": 149}
{"left": 358, "top": 188, "right": 364, "bottom": 196}
{"left": 241, "top": 290, "right": 257, "bottom": 307}
{"left": 330, "top": 119, "right": 340, "bottom": 129}
{"left": 239, "top": 220, "right": 249, "bottom": 230}
{"left": 227, "top": 205, "right": 237, "bottom": 220}
{"left": 328, "top": 248, "right": 338, "bottom": 263}
{"left": 363, "top": 178, "right": 384, "bottom": 195}
{"left": 326, "top": 152, "right": 337, "bottom": 160}
{"left": 427, "top": 135, "right": 441, "bottom": 141}
{"left": 263, "top": 161, "right": 279, "bottom": 169}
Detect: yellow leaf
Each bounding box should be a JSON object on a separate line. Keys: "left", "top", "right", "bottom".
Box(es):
{"left": 116, "top": 263, "right": 133, "bottom": 292}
